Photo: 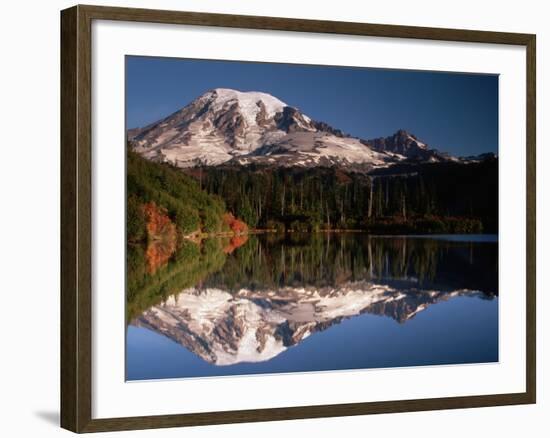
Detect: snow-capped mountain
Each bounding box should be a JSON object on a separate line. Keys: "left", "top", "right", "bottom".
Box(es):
{"left": 130, "top": 88, "right": 296, "bottom": 166}
{"left": 128, "top": 88, "right": 452, "bottom": 169}
{"left": 133, "top": 281, "right": 488, "bottom": 366}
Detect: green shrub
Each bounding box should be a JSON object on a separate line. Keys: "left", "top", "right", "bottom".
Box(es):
{"left": 202, "top": 207, "right": 222, "bottom": 233}
{"left": 127, "top": 151, "right": 227, "bottom": 235}
{"left": 173, "top": 205, "right": 200, "bottom": 234}
{"left": 127, "top": 195, "right": 147, "bottom": 242}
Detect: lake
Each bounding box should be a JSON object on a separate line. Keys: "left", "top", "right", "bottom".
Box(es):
{"left": 126, "top": 233, "right": 498, "bottom": 381}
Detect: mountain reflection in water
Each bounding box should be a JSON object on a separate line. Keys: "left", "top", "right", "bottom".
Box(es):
{"left": 126, "top": 233, "right": 498, "bottom": 379}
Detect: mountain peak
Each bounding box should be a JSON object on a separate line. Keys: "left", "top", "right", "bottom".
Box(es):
{"left": 128, "top": 89, "right": 458, "bottom": 169}
{"left": 366, "top": 129, "right": 436, "bottom": 159}
{"left": 392, "top": 129, "right": 422, "bottom": 144}
{"left": 204, "top": 88, "right": 287, "bottom": 120}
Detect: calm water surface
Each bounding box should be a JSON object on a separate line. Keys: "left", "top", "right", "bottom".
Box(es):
{"left": 126, "top": 233, "right": 498, "bottom": 380}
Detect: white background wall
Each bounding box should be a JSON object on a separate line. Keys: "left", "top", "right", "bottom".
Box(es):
{"left": 0, "top": 0, "right": 546, "bottom": 437}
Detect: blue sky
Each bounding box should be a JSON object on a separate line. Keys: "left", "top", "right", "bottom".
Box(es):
{"left": 126, "top": 56, "right": 498, "bottom": 156}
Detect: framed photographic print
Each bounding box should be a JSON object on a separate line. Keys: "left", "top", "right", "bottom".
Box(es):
{"left": 60, "top": 4, "right": 536, "bottom": 433}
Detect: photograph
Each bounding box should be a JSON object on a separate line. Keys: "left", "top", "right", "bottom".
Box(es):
{"left": 0, "top": 0, "right": 542, "bottom": 435}
{"left": 125, "top": 56, "right": 499, "bottom": 381}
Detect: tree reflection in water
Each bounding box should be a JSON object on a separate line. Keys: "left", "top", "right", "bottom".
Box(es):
{"left": 126, "top": 233, "right": 498, "bottom": 366}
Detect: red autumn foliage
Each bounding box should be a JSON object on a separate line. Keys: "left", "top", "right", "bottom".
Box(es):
{"left": 223, "top": 234, "right": 249, "bottom": 254}
{"left": 142, "top": 202, "right": 176, "bottom": 239}
{"left": 222, "top": 213, "right": 248, "bottom": 234}
{"left": 145, "top": 239, "right": 177, "bottom": 274}
{"left": 141, "top": 202, "right": 177, "bottom": 274}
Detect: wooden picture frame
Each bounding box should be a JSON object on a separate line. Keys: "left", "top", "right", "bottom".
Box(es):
{"left": 61, "top": 4, "right": 536, "bottom": 433}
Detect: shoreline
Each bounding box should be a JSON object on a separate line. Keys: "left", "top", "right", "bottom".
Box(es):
{"left": 183, "top": 228, "right": 498, "bottom": 240}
